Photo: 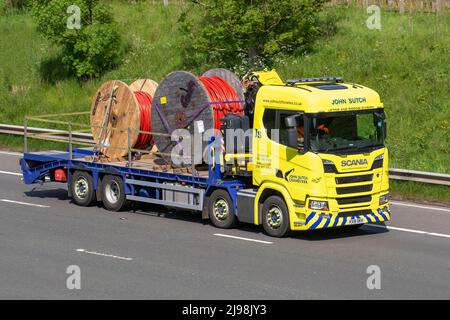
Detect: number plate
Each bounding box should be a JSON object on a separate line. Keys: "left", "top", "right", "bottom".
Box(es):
{"left": 347, "top": 217, "right": 364, "bottom": 225}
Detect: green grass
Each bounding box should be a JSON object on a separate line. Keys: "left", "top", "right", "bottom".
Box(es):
{"left": 0, "top": 1, "right": 186, "bottom": 149}
{"left": 0, "top": 2, "right": 448, "bottom": 201}
{"left": 0, "top": 1, "right": 185, "bottom": 123}
{"left": 0, "top": 135, "right": 83, "bottom": 153}
{"left": 390, "top": 180, "right": 450, "bottom": 206}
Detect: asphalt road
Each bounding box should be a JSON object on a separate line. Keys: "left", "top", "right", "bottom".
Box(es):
{"left": 0, "top": 151, "right": 449, "bottom": 299}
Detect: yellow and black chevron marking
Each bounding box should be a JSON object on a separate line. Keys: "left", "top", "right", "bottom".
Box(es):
{"left": 305, "top": 208, "right": 391, "bottom": 230}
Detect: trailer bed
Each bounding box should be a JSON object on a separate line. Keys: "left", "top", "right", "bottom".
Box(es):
{"left": 20, "top": 148, "right": 247, "bottom": 214}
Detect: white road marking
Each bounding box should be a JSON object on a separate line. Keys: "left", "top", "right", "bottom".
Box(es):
{"left": 214, "top": 233, "right": 273, "bottom": 244}
{"left": 0, "top": 199, "right": 49, "bottom": 208}
{"left": 0, "top": 170, "right": 22, "bottom": 177}
{"left": 76, "top": 249, "right": 133, "bottom": 261}
{"left": 390, "top": 201, "right": 450, "bottom": 213}
{"left": 0, "top": 151, "right": 22, "bottom": 156}
{"left": 367, "top": 224, "right": 450, "bottom": 239}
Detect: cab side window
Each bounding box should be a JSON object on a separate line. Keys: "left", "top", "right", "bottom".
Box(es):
{"left": 263, "top": 109, "right": 301, "bottom": 147}
{"left": 279, "top": 111, "right": 302, "bottom": 146}
{"left": 262, "top": 109, "right": 276, "bottom": 139}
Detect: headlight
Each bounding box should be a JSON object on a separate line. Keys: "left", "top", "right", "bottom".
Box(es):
{"left": 309, "top": 200, "right": 329, "bottom": 211}
{"left": 372, "top": 154, "right": 384, "bottom": 169}
{"left": 322, "top": 159, "right": 337, "bottom": 173}
{"left": 379, "top": 193, "right": 390, "bottom": 205}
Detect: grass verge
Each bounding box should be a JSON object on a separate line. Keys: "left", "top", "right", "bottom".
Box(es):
{"left": 390, "top": 180, "right": 450, "bottom": 206}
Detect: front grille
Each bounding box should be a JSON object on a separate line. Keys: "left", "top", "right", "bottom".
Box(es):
{"left": 336, "top": 184, "right": 372, "bottom": 195}
{"left": 337, "top": 195, "right": 372, "bottom": 205}
{"left": 336, "top": 174, "right": 373, "bottom": 184}
{"left": 339, "top": 209, "right": 372, "bottom": 217}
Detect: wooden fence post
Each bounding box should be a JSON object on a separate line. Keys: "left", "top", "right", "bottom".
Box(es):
{"left": 435, "top": 0, "right": 443, "bottom": 12}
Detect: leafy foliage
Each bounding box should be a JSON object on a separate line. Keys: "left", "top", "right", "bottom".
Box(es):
{"left": 30, "top": 0, "right": 122, "bottom": 79}
{"left": 179, "top": 0, "right": 327, "bottom": 73}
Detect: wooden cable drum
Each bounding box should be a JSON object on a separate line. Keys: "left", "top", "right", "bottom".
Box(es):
{"left": 151, "top": 70, "right": 244, "bottom": 165}
{"left": 90, "top": 79, "right": 157, "bottom": 159}
{"left": 129, "top": 79, "right": 158, "bottom": 97}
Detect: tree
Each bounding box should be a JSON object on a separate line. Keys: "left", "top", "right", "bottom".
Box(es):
{"left": 30, "top": 0, "right": 122, "bottom": 79}
{"left": 179, "top": 0, "right": 328, "bottom": 73}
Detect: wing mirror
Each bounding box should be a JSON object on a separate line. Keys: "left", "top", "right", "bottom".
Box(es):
{"left": 375, "top": 112, "right": 387, "bottom": 139}
{"left": 284, "top": 114, "right": 306, "bottom": 153}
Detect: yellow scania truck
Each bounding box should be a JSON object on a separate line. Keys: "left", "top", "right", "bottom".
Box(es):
{"left": 20, "top": 70, "right": 390, "bottom": 238}
{"left": 220, "top": 70, "right": 390, "bottom": 236}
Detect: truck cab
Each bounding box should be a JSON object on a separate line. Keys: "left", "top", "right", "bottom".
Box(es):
{"left": 227, "top": 70, "right": 391, "bottom": 236}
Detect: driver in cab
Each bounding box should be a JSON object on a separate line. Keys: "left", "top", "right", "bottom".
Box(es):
{"left": 297, "top": 123, "right": 329, "bottom": 146}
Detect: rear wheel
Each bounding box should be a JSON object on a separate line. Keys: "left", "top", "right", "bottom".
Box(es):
{"left": 101, "top": 175, "right": 129, "bottom": 211}
{"left": 262, "top": 195, "right": 290, "bottom": 238}
{"left": 208, "top": 189, "right": 236, "bottom": 229}
{"left": 70, "top": 171, "right": 96, "bottom": 207}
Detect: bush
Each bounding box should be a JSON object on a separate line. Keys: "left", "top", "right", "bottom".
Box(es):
{"left": 30, "top": 0, "right": 122, "bottom": 79}
{"left": 179, "top": 0, "right": 327, "bottom": 73}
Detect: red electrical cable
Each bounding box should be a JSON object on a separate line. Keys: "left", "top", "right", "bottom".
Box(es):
{"left": 133, "top": 91, "right": 153, "bottom": 149}
{"left": 198, "top": 76, "right": 243, "bottom": 130}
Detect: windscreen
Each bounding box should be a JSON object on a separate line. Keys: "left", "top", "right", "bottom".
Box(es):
{"left": 307, "top": 110, "right": 385, "bottom": 154}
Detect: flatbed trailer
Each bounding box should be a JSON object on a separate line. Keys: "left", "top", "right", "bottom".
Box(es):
{"left": 20, "top": 145, "right": 255, "bottom": 224}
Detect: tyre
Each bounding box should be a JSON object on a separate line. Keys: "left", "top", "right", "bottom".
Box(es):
{"left": 262, "top": 195, "right": 290, "bottom": 238}
{"left": 101, "top": 175, "right": 130, "bottom": 212}
{"left": 208, "top": 189, "right": 236, "bottom": 229}
{"left": 70, "top": 171, "right": 96, "bottom": 207}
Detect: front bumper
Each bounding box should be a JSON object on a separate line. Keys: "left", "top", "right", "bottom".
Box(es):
{"left": 291, "top": 205, "right": 391, "bottom": 231}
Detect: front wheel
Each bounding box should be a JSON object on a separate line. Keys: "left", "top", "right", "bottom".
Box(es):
{"left": 208, "top": 189, "right": 236, "bottom": 229}
{"left": 262, "top": 195, "right": 290, "bottom": 238}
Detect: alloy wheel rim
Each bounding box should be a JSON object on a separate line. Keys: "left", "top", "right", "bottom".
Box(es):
{"left": 213, "top": 198, "right": 229, "bottom": 221}
{"left": 75, "top": 177, "right": 88, "bottom": 198}
{"left": 267, "top": 205, "right": 282, "bottom": 229}
{"left": 105, "top": 181, "right": 120, "bottom": 204}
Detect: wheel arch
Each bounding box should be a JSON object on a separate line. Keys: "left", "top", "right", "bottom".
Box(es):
{"left": 254, "top": 182, "right": 294, "bottom": 225}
